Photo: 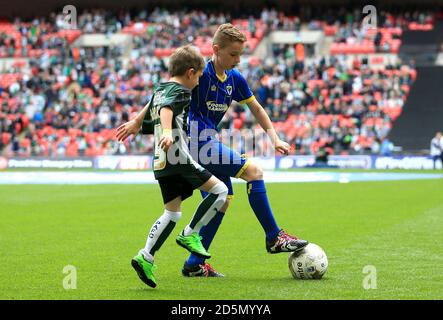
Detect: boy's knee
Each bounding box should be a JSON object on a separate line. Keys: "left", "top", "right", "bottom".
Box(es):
{"left": 209, "top": 181, "right": 228, "bottom": 202}
{"left": 242, "top": 163, "right": 263, "bottom": 181}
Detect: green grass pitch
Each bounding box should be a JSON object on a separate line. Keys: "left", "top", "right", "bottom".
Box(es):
{"left": 1, "top": 178, "right": 442, "bottom": 299}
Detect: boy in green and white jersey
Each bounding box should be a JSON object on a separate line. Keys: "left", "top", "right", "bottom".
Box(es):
{"left": 116, "top": 45, "right": 228, "bottom": 288}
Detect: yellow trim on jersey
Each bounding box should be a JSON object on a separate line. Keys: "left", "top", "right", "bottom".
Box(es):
{"left": 234, "top": 158, "right": 251, "bottom": 179}
{"left": 238, "top": 95, "right": 255, "bottom": 105}
{"left": 216, "top": 72, "right": 227, "bottom": 82}
{"left": 226, "top": 195, "right": 234, "bottom": 201}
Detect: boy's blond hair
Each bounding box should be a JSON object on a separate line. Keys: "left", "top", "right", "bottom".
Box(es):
{"left": 168, "top": 45, "right": 205, "bottom": 77}
{"left": 213, "top": 23, "right": 247, "bottom": 48}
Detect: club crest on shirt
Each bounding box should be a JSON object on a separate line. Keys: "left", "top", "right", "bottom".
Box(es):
{"left": 211, "top": 85, "right": 217, "bottom": 91}
{"left": 226, "top": 85, "right": 232, "bottom": 95}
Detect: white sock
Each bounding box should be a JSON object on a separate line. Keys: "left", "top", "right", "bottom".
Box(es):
{"left": 183, "top": 225, "right": 194, "bottom": 236}
{"left": 183, "top": 182, "right": 228, "bottom": 235}
{"left": 140, "top": 209, "right": 181, "bottom": 261}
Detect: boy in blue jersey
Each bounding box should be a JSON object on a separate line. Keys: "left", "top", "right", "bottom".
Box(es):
{"left": 182, "top": 24, "right": 308, "bottom": 277}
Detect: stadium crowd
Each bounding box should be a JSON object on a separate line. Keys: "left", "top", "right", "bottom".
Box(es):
{"left": 0, "top": 7, "right": 429, "bottom": 158}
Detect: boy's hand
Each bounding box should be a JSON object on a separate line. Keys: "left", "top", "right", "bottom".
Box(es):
{"left": 116, "top": 119, "right": 142, "bottom": 142}
{"left": 275, "top": 138, "right": 290, "bottom": 155}
{"left": 159, "top": 129, "right": 173, "bottom": 151}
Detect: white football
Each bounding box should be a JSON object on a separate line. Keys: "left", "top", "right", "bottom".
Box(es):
{"left": 288, "top": 243, "right": 328, "bottom": 280}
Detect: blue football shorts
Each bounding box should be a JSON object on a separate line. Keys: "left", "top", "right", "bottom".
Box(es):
{"left": 191, "top": 138, "right": 250, "bottom": 197}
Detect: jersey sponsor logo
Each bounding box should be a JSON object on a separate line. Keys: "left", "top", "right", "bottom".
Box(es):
{"left": 206, "top": 101, "right": 228, "bottom": 112}
{"left": 226, "top": 85, "right": 232, "bottom": 95}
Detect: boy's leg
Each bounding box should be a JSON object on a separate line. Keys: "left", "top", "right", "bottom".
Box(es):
{"left": 132, "top": 208, "right": 181, "bottom": 287}
{"left": 200, "top": 141, "right": 307, "bottom": 253}
{"left": 139, "top": 207, "right": 182, "bottom": 262}
{"left": 197, "top": 140, "right": 286, "bottom": 245}
{"left": 241, "top": 163, "right": 280, "bottom": 241}
{"left": 240, "top": 162, "right": 308, "bottom": 253}
{"left": 132, "top": 203, "right": 182, "bottom": 288}
{"left": 177, "top": 175, "right": 228, "bottom": 259}
{"left": 184, "top": 175, "right": 232, "bottom": 275}
{"left": 183, "top": 140, "right": 235, "bottom": 275}
{"left": 132, "top": 176, "right": 184, "bottom": 288}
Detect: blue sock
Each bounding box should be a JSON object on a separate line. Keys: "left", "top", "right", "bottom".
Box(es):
{"left": 247, "top": 180, "right": 280, "bottom": 242}
{"left": 185, "top": 210, "right": 225, "bottom": 267}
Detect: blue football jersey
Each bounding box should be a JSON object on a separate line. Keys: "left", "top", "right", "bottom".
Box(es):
{"left": 188, "top": 60, "right": 255, "bottom": 140}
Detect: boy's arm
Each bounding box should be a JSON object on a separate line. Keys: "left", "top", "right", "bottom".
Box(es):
{"left": 246, "top": 98, "right": 290, "bottom": 155}
{"left": 116, "top": 103, "right": 150, "bottom": 142}
{"left": 158, "top": 107, "right": 174, "bottom": 151}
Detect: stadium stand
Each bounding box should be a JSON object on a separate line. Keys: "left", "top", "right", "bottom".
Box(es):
{"left": 0, "top": 6, "right": 440, "bottom": 158}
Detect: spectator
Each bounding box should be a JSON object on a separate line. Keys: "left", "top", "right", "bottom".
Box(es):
{"left": 380, "top": 137, "right": 394, "bottom": 156}
{"left": 374, "top": 31, "right": 382, "bottom": 50}
{"left": 430, "top": 132, "right": 443, "bottom": 169}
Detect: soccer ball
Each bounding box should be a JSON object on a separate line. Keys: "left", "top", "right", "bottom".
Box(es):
{"left": 288, "top": 243, "right": 328, "bottom": 280}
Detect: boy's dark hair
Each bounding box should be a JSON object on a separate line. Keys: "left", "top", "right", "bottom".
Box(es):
{"left": 168, "top": 45, "right": 205, "bottom": 77}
